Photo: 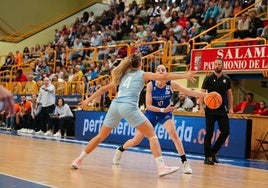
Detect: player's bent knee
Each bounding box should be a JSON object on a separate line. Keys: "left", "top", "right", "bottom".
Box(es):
{"left": 149, "top": 136, "right": 158, "bottom": 140}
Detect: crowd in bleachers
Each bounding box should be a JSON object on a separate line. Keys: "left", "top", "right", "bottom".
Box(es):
{"left": 0, "top": 0, "right": 268, "bottom": 133}
{"left": 2, "top": 0, "right": 268, "bottom": 79}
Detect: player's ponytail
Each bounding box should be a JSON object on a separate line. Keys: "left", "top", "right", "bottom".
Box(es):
{"left": 111, "top": 54, "right": 142, "bottom": 86}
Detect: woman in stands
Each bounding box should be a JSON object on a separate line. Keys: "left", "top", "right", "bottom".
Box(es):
{"left": 254, "top": 101, "right": 268, "bottom": 116}
{"left": 71, "top": 54, "right": 196, "bottom": 177}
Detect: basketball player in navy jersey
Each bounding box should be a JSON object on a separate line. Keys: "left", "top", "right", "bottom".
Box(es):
{"left": 71, "top": 54, "right": 196, "bottom": 177}
{"left": 200, "top": 58, "right": 234, "bottom": 165}
{"left": 112, "top": 65, "right": 207, "bottom": 174}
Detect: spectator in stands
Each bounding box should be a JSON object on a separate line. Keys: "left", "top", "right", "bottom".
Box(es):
{"left": 138, "top": 4, "right": 148, "bottom": 24}
{"left": 259, "top": 25, "right": 268, "bottom": 39}
{"left": 22, "top": 47, "right": 32, "bottom": 62}
{"left": 233, "top": 13, "right": 250, "bottom": 39}
{"left": 254, "top": 101, "right": 268, "bottom": 116}
{"left": 15, "top": 50, "right": 23, "bottom": 66}
{"left": 117, "top": 15, "right": 133, "bottom": 40}
{"left": 100, "top": 79, "right": 111, "bottom": 109}
{"left": 72, "top": 65, "right": 84, "bottom": 81}
{"left": 190, "top": 2, "right": 203, "bottom": 24}
{"left": 177, "top": 12, "right": 188, "bottom": 29}
{"left": 169, "top": 35, "right": 179, "bottom": 56}
{"left": 116, "top": 0, "right": 125, "bottom": 14}
{"left": 217, "top": 0, "right": 233, "bottom": 29}
{"left": 185, "top": 0, "right": 194, "bottom": 19}
{"left": 256, "top": 0, "right": 267, "bottom": 15}
{"left": 46, "top": 97, "right": 74, "bottom": 138}
{"left": 177, "top": 36, "right": 189, "bottom": 55}
{"left": 175, "top": 91, "right": 194, "bottom": 112}
{"left": 202, "top": 0, "right": 219, "bottom": 24}
{"left": 36, "top": 77, "right": 56, "bottom": 135}
{"left": 16, "top": 95, "right": 32, "bottom": 133}
{"left": 248, "top": 11, "right": 264, "bottom": 38}
{"left": 99, "top": 60, "right": 112, "bottom": 76}
{"left": 192, "top": 97, "right": 200, "bottom": 112}
{"left": 127, "top": 1, "right": 137, "bottom": 20}
{"left": 91, "top": 31, "right": 102, "bottom": 47}
{"left": 23, "top": 75, "right": 37, "bottom": 94}
{"left": 86, "top": 12, "right": 96, "bottom": 26}
{"left": 139, "top": 37, "right": 153, "bottom": 56}
{"left": 217, "top": 0, "right": 226, "bottom": 15}
{"left": 39, "top": 59, "right": 50, "bottom": 74}
{"left": 15, "top": 69, "right": 28, "bottom": 82}
{"left": 153, "top": 16, "right": 167, "bottom": 36}
{"left": 28, "top": 93, "right": 41, "bottom": 133}
{"left": 233, "top": 92, "right": 260, "bottom": 113}
{"left": 200, "top": 17, "right": 217, "bottom": 43}
{"left": 233, "top": 0, "right": 242, "bottom": 15}
{"left": 85, "top": 61, "right": 99, "bottom": 81}
{"left": 1, "top": 52, "right": 16, "bottom": 71}
{"left": 147, "top": 55, "right": 160, "bottom": 72}
{"left": 5, "top": 102, "right": 20, "bottom": 130}
{"left": 70, "top": 37, "right": 84, "bottom": 62}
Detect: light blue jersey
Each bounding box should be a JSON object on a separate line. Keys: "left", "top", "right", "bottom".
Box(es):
{"left": 114, "top": 70, "right": 145, "bottom": 104}
{"left": 103, "top": 69, "right": 147, "bottom": 128}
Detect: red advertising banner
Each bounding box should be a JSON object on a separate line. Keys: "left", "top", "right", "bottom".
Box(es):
{"left": 190, "top": 45, "right": 268, "bottom": 72}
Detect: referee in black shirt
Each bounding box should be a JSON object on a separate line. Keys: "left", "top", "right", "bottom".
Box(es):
{"left": 200, "top": 58, "right": 234, "bottom": 165}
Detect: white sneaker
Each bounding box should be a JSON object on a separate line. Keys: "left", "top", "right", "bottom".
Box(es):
{"left": 113, "top": 147, "right": 123, "bottom": 165}
{"left": 28, "top": 129, "right": 35, "bottom": 134}
{"left": 158, "top": 166, "right": 180, "bottom": 177}
{"left": 53, "top": 132, "right": 61, "bottom": 138}
{"left": 183, "top": 161, "right": 192, "bottom": 174}
{"left": 44, "top": 130, "right": 53, "bottom": 136}
{"left": 35, "top": 130, "right": 44, "bottom": 135}
{"left": 6, "top": 127, "right": 12, "bottom": 131}
{"left": 18, "top": 128, "right": 27, "bottom": 133}
{"left": 71, "top": 158, "right": 82, "bottom": 169}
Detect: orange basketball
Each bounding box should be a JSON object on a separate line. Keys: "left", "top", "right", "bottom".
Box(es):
{"left": 204, "top": 91, "right": 222, "bottom": 109}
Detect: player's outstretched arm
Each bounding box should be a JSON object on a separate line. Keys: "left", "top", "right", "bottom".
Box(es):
{"left": 143, "top": 71, "right": 196, "bottom": 83}
{"left": 80, "top": 82, "right": 116, "bottom": 109}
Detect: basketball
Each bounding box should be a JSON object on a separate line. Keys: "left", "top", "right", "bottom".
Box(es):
{"left": 204, "top": 92, "right": 222, "bottom": 109}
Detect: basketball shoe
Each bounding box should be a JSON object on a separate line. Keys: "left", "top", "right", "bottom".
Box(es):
{"left": 183, "top": 161, "right": 192, "bottom": 174}
{"left": 158, "top": 166, "right": 180, "bottom": 177}
{"left": 113, "top": 147, "right": 123, "bottom": 165}
{"left": 71, "top": 158, "right": 82, "bottom": 169}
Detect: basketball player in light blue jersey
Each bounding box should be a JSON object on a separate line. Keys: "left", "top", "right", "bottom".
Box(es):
{"left": 71, "top": 54, "right": 197, "bottom": 177}
{"left": 113, "top": 65, "right": 207, "bottom": 174}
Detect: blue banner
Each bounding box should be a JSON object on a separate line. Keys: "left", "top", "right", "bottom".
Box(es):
{"left": 75, "top": 111, "right": 251, "bottom": 159}
{"left": 13, "top": 94, "right": 82, "bottom": 106}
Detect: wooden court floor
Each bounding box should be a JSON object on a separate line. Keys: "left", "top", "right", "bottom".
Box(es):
{"left": 0, "top": 133, "right": 268, "bottom": 188}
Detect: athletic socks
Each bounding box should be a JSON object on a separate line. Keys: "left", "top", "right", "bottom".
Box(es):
{"left": 78, "top": 151, "right": 88, "bottom": 160}
{"left": 155, "top": 156, "right": 165, "bottom": 168}
{"left": 118, "top": 145, "right": 125, "bottom": 152}
{"left": 180, "top": 155, "right": 187, "bottom": 163}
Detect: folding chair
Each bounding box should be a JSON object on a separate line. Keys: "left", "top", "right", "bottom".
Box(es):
{"left": 255, "top": 131, "right": 268, "bottom": 160}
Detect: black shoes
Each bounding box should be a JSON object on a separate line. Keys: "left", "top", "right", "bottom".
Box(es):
{"left": 212, "top": 154, "right": 219, "bottom": 163}
{"left": 204, "top": 157, "right": 214, "bottom": 165}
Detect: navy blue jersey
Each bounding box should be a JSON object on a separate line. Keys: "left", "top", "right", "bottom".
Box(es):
{"left": 145, "top": 80, "right": 173, "bottom": 127}
{"left": 151, "top": 80, "right": 172, "bottom": 108}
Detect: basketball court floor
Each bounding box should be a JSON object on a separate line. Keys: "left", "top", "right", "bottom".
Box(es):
{"left": 0, "top": 129, "right": 267, "bottom": 188}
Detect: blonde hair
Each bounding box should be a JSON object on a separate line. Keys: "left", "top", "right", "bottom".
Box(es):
{"left": 111, "top": 54, "right": 141, "bottom": 86}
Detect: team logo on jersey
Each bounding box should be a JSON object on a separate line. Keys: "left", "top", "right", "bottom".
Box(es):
{"left": 223, "top": 79, "right": 226, "bottom": 83}
{"left": 165, "top": 85, "right": 171, "bottom": 95}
